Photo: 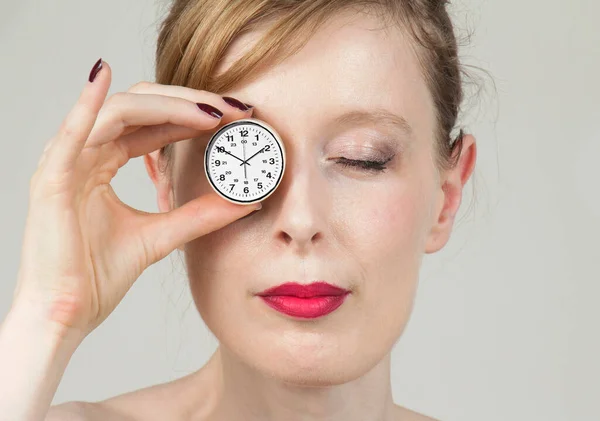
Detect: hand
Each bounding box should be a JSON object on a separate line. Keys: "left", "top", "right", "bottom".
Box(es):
{"left": 12, "top": 59, "right": 260, "bottom": 339}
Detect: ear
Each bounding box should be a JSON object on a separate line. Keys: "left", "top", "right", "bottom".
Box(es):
{"left": 424, "top": 133, "right": 477, "bottom": 254}
{"left": 144, "top": 150, "right": 183, "bottom": 252}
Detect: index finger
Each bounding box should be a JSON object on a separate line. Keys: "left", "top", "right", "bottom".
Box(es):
{"left": 127, "top": 82, "right": 253, "bottom": 127}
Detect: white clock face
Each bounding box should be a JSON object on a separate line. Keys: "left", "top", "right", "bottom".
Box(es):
{"left": 204, "top": 118, "right": 286, "bottom": 204}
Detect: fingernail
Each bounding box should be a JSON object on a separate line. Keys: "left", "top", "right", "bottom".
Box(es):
{"left": 222, "top": 96, "right": 250, "bottom": 111}
{"left": 196, "top": 103, "right": 224, "bottom": 118}
{"left": 244, "top": 103, "right": 254, "bottom": 109}
{"left": 254, "top": 202, "right": 262, "bottom": 210}
{"left": 88, "top": 58, "right": 103, "bottom": 83}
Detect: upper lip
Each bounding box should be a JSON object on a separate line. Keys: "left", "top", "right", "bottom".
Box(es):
{"left": 256, "top": 281, "right": 350, "bottom": 297}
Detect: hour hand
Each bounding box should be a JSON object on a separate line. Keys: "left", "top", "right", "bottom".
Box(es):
{"left": 221, "top": 149, "right": 249, "bottom": 166}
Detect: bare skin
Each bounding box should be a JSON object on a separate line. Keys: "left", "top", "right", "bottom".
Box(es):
{"left": 3, "top": 6, "right": 474, "bottom": 421}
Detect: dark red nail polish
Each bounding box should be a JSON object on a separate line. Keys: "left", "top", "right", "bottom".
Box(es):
{"left": 88, "top": 58, "right": 103, "bottom": 83}
{"left": 196, "top": 103, "right": 224, "bottom": 118}
{"left": 222, "top": 96, "right": 250, "bottom": 111}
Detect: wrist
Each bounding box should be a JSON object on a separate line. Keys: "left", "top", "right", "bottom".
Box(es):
{"left": 7, "top": 292, "right": 88, "bottom": 348}
{"left": 0, "top": 295, "right": 85, "bottom": 421}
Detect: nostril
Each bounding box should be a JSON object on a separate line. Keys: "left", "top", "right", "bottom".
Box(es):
{"left": 281, "top": 232, "right": 292, "bottom": 244}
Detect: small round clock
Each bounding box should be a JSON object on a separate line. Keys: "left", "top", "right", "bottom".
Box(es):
{"left": 204, "top": 118, "right": 286, "bottom": 205}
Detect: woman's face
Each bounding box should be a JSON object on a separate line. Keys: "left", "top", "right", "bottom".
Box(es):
{"left": 152, "top": 11, "right": 461, "bottom": 385}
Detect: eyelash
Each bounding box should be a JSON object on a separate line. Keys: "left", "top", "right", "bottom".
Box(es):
{"left": 335, "top": 156, "right": 394, "bottom": 172}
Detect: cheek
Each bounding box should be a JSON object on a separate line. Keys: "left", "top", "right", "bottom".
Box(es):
{"left": 342, "top": 172, "right": 434, "bottom": 342}
{"left": 339, "top": 177, "right": 430, "bottom": 266}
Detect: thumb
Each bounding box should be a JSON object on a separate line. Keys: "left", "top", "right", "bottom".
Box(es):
{"left": 140, "top": 193, "right": 262, "bottom": 263}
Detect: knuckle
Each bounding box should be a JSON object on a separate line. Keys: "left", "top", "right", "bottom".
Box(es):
{"left": 128, "top": 81, "right": 152, "bottom": 93}
{"left": 104, "top": 91, "right": 127, "bottom": 109}
{"left": 99, "top": 92, "right": 127, "bottom": 122}
{"left": 197, "top": 90, "right": 221, "bottom": 102}
{"left": 59, "top": 115, "right": 81, "bottom": 139}
{"left": 59, "top": 100, "right": 99, "bottom": 140}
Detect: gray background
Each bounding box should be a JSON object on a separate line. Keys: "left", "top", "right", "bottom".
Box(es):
{"left": 1, "top": 1, "right": 598, "bottom": 420}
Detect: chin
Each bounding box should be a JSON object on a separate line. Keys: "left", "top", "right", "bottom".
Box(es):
{"left": 231, "top": 329, "right": 388, "bottom": 387}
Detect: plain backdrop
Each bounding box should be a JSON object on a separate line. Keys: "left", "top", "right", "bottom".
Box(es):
{"left": 1, "top": 1, "right": 598, "bottom": 420}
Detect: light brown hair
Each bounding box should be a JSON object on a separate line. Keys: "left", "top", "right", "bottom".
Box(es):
{"left": 154, "top": 0, "right": 479, "bottom": 175}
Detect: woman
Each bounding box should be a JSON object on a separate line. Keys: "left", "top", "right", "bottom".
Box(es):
{"left": 0, "top": 0, "right": 477, "bottom": 420}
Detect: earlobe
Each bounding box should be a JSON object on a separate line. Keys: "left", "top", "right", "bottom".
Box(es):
{"left": 424, "top": 134, "right": 477, "bottom": 254}
{"left": 144, "top": 151, "right": 184, "bottom": 252}
{"left": 144, "top": 151, "right": 175, "bottom": 214}
{"left": 144, "top": 151, "right": 160, "bottom": 187}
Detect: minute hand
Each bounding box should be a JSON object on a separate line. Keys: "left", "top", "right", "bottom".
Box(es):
{"left": 240, "top": 147, "right": 265, "bottom": 166}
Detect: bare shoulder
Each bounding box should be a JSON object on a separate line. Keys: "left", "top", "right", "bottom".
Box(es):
{"left": 45, "top": 401, "right": 88, "bottom": 421}
{"left": 394, "top": 404, "right": 441, "bottom": 421}
{"left": 46, "top": 400, "right": 132, "bottom": 421}
{"left": 45, "top": 370, "right": 205, "bottom": 421}
{"left": 44, "top": 377, "right": 188, "bottom": 421}
{"left": 46, "top": 390, "right": 169, "bottom": 421}
{"left": 97, "top": 374, "right": 198, "bottom": 420}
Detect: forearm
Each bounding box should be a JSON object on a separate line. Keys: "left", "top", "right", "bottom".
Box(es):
{"left": 0, "top": 297, "right": 84, "bottom": 421}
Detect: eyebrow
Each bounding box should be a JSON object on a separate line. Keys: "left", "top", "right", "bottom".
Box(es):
{"left": 330, "top": 107, "right": 414, "bottom": 139}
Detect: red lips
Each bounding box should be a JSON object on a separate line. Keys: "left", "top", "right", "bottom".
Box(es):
{"left": 256, "top": 281, "right": 350, "bottom": 319}
{"left": 256, "top": 281, "right": 350, "bottom": 297}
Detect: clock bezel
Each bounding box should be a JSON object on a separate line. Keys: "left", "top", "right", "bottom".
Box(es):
{"left": 204, "top": 118, "right": 286, "bottom": 205}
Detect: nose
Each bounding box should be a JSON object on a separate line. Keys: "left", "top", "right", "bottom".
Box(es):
{"left": 268, "top": 155, "right": 328, "bottom": 256}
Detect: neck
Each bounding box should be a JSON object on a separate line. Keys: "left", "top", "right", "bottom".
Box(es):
{"left": 189, "top": 344, "right": 397, "bottom": 421}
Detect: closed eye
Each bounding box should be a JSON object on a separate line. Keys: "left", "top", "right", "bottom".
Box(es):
{"left": 335, "top": 156, "right": 392, "bottom": 172}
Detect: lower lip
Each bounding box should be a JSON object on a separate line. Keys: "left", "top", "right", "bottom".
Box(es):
{"left": 258, "top": 294, "right": 349, "bottom": 319}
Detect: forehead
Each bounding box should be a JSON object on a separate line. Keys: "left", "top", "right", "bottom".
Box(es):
{"left": 218, "top": 9, "right": 435, "bottom": 141}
